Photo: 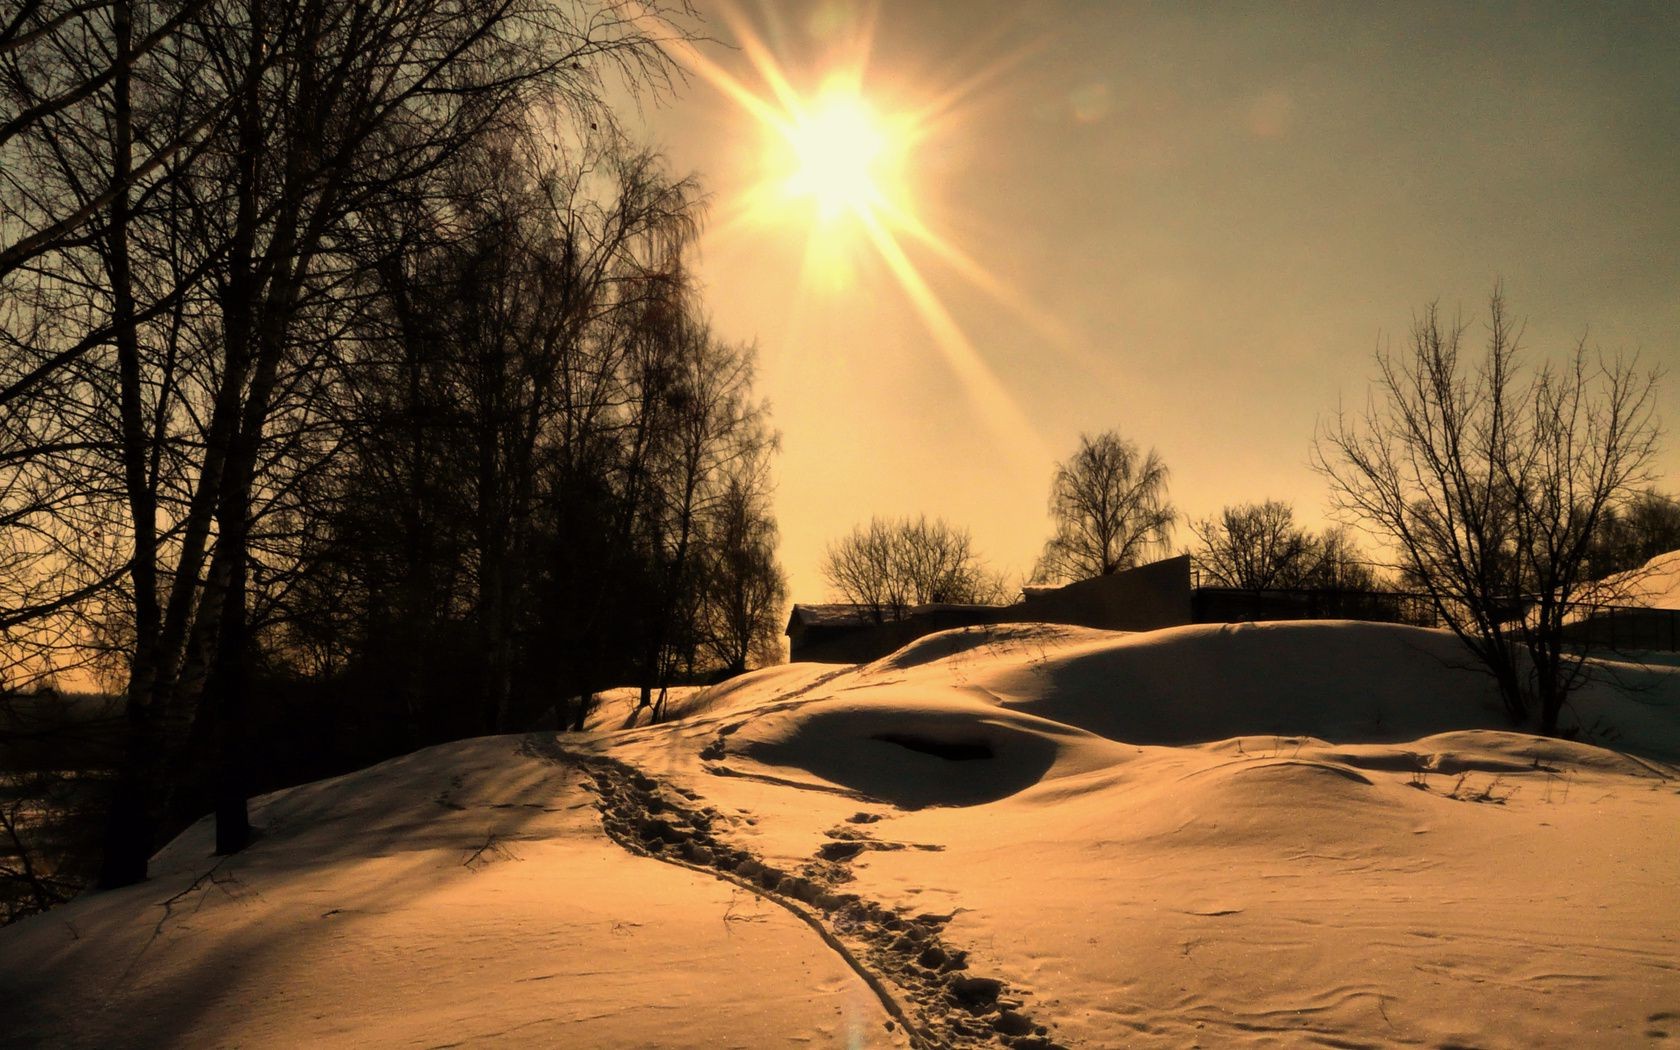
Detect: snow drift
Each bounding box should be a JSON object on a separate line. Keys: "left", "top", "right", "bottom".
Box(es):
{"left": 4, "top": 620, "right": 1678, "bottom": 1048}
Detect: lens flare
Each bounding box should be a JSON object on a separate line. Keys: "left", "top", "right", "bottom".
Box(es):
{"left": 659, "top": 4, "right": 1057, "bottom": 461}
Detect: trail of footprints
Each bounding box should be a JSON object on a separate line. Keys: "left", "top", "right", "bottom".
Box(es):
{"left": 577, "top": 753, "right": 1065, "bottom": 1050}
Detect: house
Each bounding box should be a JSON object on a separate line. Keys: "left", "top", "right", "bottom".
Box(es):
{"left": 1018, "top": 554, "right": 1191, "bottom": 631}
{"left": 785, "top": 602, "right": 1011, "bottom": 664}
{"left": 785, "top": 555, "right": 1193, "bottom": 663}
{"left": 784, "top": 604, "right": 889, "bottom": 663}
{"left": 1561, "top": 549, "right": 1680, "bottom": 653}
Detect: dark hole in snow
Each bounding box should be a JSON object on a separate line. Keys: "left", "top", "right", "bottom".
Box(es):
{"left": 871, "top": 733, "right": 994, "bottom": 761}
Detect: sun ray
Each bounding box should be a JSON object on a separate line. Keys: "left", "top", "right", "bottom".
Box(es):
{"left": 858, "top": 212, "right": 1049, "bottom": 465}
{"left": 876, "top": 200, "right": 1077, "bottom": 350}
{"left": 679, "top": 5, "right": 1062, "bottom": 460}
{"left": 906, "top": 36, "right": 1049, "bottom": 134}
{"left": 713, "top": 5, "right": 811, "bottom": 122}
{"left": 663, "top": 31, "right": 792, "bottom": 136}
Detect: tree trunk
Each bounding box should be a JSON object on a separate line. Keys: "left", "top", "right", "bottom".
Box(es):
{"left": 98, "top": 0, "right": 162, "bottom": 891}
{"left": 208, "top": 469, "right": 253, "bottom": 854}
{"left": 571, "top": 690, "right": 594, "bottom": 733}
{"left": 96, "top": 701, "right": 159, "bottom": 888}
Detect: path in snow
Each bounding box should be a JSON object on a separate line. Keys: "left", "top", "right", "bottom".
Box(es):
{"left": 536, "top": 740, "right": 1065, "bottom": 1050}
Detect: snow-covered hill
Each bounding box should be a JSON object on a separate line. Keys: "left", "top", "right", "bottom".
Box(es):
{"left": 4, "top": 620, "right": 1679, "bottom": 1048}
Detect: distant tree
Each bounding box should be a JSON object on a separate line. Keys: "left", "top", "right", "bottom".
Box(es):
{"left": 1584, "top": 488, "right": 1680, "bottom": 580}
{"left": 1315, "top": 289, "right": 1663, "bottom": 735}
{"left": 695, "top": 451, "right": 787, "bottom": 679}
{"left": 1304, "top": 526, "right": 1384, "bottom": 592}
{"left": 1189, "top": 501, "right": 1313, "bottom": 590}
{"left": 822, "top": 516, "right": 1009, "bottom": 623}
{"left": 1190, "top": 502, "right": 1382, "bottom": 591}
{"left": 1034, "top": 430, "right": 1174, "bottom": 583}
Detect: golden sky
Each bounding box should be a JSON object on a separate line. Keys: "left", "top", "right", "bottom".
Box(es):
{"left": 642, "top": 0, "right": 1680, "bottom": 601}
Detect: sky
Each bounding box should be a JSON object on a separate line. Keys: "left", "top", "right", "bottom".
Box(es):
{"left": 638, "top": 0, "right": 1680, "bottom": 604}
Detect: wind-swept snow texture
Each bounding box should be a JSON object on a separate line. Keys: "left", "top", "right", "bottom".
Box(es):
{"left": 4, "top": 620, "right": 1679, "bottom": 1048}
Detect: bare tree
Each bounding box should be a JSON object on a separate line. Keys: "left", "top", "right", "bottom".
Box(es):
{"left": 1035, "top": 430, "right": 1174, "bottom": 583}
{"left": 1189, "top": 501, "right": 1314, "bottom": 590}
{"left": 1190, "top": 501, "right": 1382, "bottom": 591}
{"left": 1585, "top": 488, "right": 1680, "bottom": 580}
{"left": 1315, "top": 289, "right": 1663, "bottom": 734}
{"left": 1305, "top": 526, "right": 1383, "bottom": 592}
{"left": 265, "top": 141, "right": 781, "bottom": 736}
{"left": 636, "top": 320, "right": 775, "bottom": 719}
{"left": 696, "top": 450, "right": 787, "bottom": 678}
{"left": 822, "top": 515, "right": 1008, "bottom": 623}
{"left": 3, "top": 0, "right": 699, "bottom": 887}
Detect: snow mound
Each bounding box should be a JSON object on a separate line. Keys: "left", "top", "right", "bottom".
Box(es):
{"left": 729, "top": 692, "right": 1131, "bottom": 809}
{"left": 984, "top": 620, "right": 1509, "bottom": 744}
{"left": 835, "top": 619, "right": 1680, "bottom": 757}
{"left": 7, "top": 618, "right": 1679, "bottom": 1049}
{"left": 582, "top": 662, "right": 838, "bottom": 731}
{"left": 864, "top": 620, "right": 1108, "bottom": 672}
{"left": 1130, "top": 754, "right": 1404, "bottom": 849}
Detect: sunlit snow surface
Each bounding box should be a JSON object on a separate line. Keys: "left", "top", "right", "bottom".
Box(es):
{"left": 1586, "top": 549, "right": 1680, "bottom": 612}
{"left": 5, "top": 620, "right": 1678, "bottom": 1048}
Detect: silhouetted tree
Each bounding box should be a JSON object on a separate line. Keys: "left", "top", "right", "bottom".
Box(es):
{"left": 1190, "top": 501, "right": 1314, "bottom": 590}
{"left": 1191, "top": 502, "right": 1382, "bottom": 591}
{"left": 822, "top": 516, "right": 1008, "bottom": 623}
{"left": 1, "top": 0, "right": 697, "bottom": 887}
{"left": 1035, "top": 430, "right": 1174, "bottom": 583}
{"left": 1315, "top": 289, "right": 1662, "bottom": 734}
{"left": 634, "top": 319, "right": 776, "bottom": 718}
{"left": 1305, "top": 526, "right": 1383, "bottom": 592}
{"left": 696, "top": 450, "right": 787, "bottom": 677}
{"left": 270, "top": 143, "right": 781, "bottom": 735}
{"left": 1584, "top": 488, "right": 1680, "bottom": 580}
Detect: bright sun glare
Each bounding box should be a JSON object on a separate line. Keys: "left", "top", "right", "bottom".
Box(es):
{"left": 780, "top": 87, "right": 893, "bottom": 223}
{"left": 666, "top": 5, "right": 1057, "bottom": 461}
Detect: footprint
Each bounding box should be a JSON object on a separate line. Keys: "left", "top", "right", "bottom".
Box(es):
{"left": 572, "top": 751, "right": 1063, "bottom": 1049}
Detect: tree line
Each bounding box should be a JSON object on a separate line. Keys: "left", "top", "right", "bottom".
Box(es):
{"left": 0, "top": 0, "right": 787, "bottom": 894}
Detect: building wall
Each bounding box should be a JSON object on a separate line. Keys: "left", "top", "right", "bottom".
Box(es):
{"left": 1560, "top": 607, "right": 1680, "bottom": 653}
{"left": 787, "top": 556, "right": 1193, "bottom": 663}
{"left": 789, "top": 608, "right": 1012, "bottom": 664}
{"left": 1018, "top": 555, "right": 1192, "bottom": 632}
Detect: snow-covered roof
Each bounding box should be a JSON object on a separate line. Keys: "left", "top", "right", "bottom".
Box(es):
{"left": 1581, "top": 549, "right": 1680, "bottom": 610}
{"left": 786, "top": 603, "right": 880, "bottom": 631}
{"left": 909, "top": 602, "right": 1009, "bottom": 616}
{"left": 786, "top": 601, "right": 1009, "bottom": 635}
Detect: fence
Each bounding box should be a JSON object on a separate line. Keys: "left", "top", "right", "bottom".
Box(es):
{"left": 1191, "top": 586, "right": 1680, "bottom": 653}
{"left": 1560, "top": 605, "right": 1680, "bottom": 654}
{"left": 1190, "top": 587, "right": 1440, "bottom": 629}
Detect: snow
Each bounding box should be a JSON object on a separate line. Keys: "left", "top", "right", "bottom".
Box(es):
{"left": 0, "top": 738, "right": 901, "bottom": 1048}
{"left": 4, "top": 619, "right": 1679, "bottom": 1048}
{"left": 1591, "top": 548, "right": 1680, "bottom": 610}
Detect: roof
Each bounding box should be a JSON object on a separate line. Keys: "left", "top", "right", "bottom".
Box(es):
{"left": 785, "top": 601, "right": 1015, "bottom": 636}
{"left": 786, "top": 604, "right": 882, "bottom": 632}
{"left": 909, "top": 603, "right": 1010, "bottom": 616}
{"left": 1579, "top": 549, "right": 1680, "bottom": 611}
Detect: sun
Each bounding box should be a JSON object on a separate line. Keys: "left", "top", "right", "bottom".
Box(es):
{"left": 662, "top": 5, "right": 1058, "bottom": 461}
{"left": 778, "top": 85, "right": 896, "bottom": 223}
